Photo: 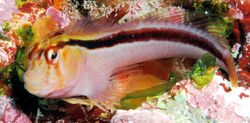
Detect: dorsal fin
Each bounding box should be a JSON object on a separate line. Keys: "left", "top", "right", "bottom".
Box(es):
{"left": 60, "top": 5, "right": 230, "bottom": 50}
{"left": 184, "top": 11, "right": 209, "bottom": 29}
{"left": 63, "top": 18, "right": 110, "bottom": 36}
{"left": 206, "top": 26, "right": 231, "bottom": 49}
{"left": 185, "top": 11, "right": 231, "bottom": 49}
{"left": 127, "top": 7, "right": 186, "bottom": 24}
{"left": 59, "top": 6, "right": 186, "bottom": 42}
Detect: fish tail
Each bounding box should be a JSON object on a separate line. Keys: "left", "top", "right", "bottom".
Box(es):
{"left": 224, "top": 51, "right": 238, "bottom": 87}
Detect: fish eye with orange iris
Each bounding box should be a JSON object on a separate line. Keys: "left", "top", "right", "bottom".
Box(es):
{"left": 44, "top": 46, "right": 60, "bottom": 65}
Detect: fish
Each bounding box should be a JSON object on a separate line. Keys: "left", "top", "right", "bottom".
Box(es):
{"left": 23, "top": 12, "right": 238, "bottom": 112}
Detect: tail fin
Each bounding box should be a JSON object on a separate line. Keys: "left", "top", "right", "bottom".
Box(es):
{"left": 224, "top": 51, "right": 238, "bottom": 87}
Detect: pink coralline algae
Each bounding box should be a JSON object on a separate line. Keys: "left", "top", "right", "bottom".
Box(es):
{"left": 128, "top": 0, "right": 144, "bottom": 16}
{"left": 0, "top": 40, "right": 17, "bottom": 67}
{"left": 46, "top": 6, "right": 70, "bottom": 28}
{"left": 184, "top": 75, "right": 250, "bottom": 122}
{"left": 238, "top": 44, "right": 250, "bottom": 85}
{"left": 111, "top": 109, "right": 174, "bottom": 123}
{"left": 0, "top": 96, "right": 31, "bottom": 123}
{"left": 0, "top": 0, "right": 17, "bottom": 24}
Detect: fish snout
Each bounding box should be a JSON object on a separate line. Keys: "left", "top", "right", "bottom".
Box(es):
{"left": 23, "top": 73, "right": 40, "bottom": 94}
{"left": 23, "top": 72, "right": 50, "bottom": 97}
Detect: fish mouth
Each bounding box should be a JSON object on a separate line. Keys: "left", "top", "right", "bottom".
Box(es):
{"left": 24, "top": 79, "right": 76, "bottom": 98}
{"left": 23, "top": 74, "right": 54, "bottom": 97}
{"left": 24, "top": 82, "right": 54, "bottom": 97}
{"left": 24, "top": 82, "right": 66, "bottom": 98}
{"left": 45, "top": 82, "right": 78, "bottom": 98}
{"left": 23, "top": 72, "right": 80, "bottom": 98}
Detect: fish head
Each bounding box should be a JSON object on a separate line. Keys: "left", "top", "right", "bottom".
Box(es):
{"left": 23, "top": 42, "right": 86, "bottom": 98}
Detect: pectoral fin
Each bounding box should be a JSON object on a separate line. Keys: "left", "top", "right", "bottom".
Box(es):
{"left": 88, "top": 60, "right": 175, "bottom": 112}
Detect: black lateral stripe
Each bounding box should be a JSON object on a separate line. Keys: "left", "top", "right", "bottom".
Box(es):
{"left": 60, "top": 28, "right": 224, "bottom": 61}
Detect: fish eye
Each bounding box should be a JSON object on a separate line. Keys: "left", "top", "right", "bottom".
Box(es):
{"left": 45, "top": 46, "right": 59, "bottom": 64}
{"left": 50, "top": 51, "right": 58, "bottom": 60}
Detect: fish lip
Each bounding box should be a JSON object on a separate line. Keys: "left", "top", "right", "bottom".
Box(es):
{"left": 25, "top": 82, "right": 78, "bottom": 98}
{"left": 24, "top": 82, "right": 54, "bottom": 97}
{"left": 23, "top": 68, "right": 82, "bottom": 98}
{"left": 23, "top": 74, "right": 54, "bottom": 97}
{"left": 45, "top": 82, "right": 78, "bottom": 98}
{"left": 23, "top": 78, "right": 76, "bottom": 98}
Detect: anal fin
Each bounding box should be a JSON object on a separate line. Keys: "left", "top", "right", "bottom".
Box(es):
{"left": 63, "top": 97, "right": 93, "bottom": 106}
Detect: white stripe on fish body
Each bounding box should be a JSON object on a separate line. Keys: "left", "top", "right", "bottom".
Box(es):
{"left": 89, "top": 40, "right": 226, "bottom": 72}
{"left": 85, "top": 40, "right": 227, "bottom": 96}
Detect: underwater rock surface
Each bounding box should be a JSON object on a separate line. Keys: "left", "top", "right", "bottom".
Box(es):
{"left": 0, "top": 96, "right": 31, "bottom": 123}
